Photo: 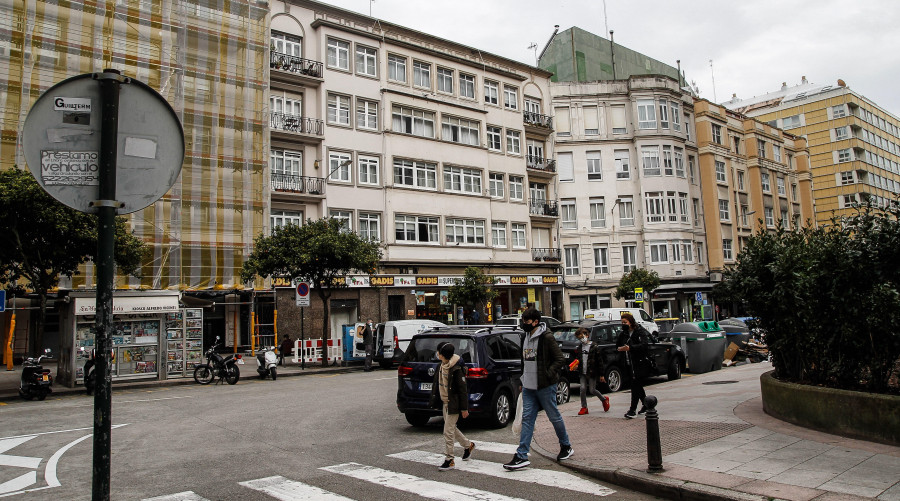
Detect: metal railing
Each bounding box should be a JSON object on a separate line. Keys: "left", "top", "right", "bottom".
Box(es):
{"left": 526, "top": 155, "right": 556, "bottom": 173}
{"left": 528, "top": 199, "right": 559, "bottom": 217}
{"left": 269, "top": 112, "right": 324, "bottom": 136}
{"left": 270, "top": 51, "right": 324, "bottom": 78}
{"left": 523, "top": 111, "right": 553, "bottom": 129}
{"left": 270, "top": 173, "right": 326, "bottom": 195}
{"left": 531, "top": 247, "right": 561, "bottom": 261}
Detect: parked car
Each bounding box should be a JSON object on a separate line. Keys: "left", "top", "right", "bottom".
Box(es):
{"left": 396, "top": 325, "right": 523, "bottom": 428}
{"left": 582, "top": 308, "right": 660, "bottom": 338}
{"left": 553, "top": 319, "right": 685, "bottom": 393}
{"left": 374, "top": 319, "right": 446, "bottom": 368}
{"left": 496, "top": 314, "right": 563, "bottom": 330}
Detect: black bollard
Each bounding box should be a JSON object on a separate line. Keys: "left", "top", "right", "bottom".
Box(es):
{"left": 644, "top": 395, "right": 664, "bottom": 473}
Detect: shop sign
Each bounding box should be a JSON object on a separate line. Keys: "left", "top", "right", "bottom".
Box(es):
{"left": 542, "top": 276, "right": 559, "bottom": 284}
{"left": 396, "top": 276, "right": 416, "bottom": 286}
{"left": 437, "top": 276, "right": 461, "bottom": 286}
{"left": 527, "top": 288, "right": 536, "bottom": 303}
{"left": 416, "top": 276, "right": 438, "bottom": 286}
{"left": 510, "top": 276, "right": 528, "bottom": 284}
{"left": 74, "top": 295, "right": 179, "bottom": 315}
{"left": 347, "top": 275, "right": 370, "bottom": 288}
{"left": 527, "top": 276, "right": 544, "bottom": 285}
{"left": 272, "top": 276, "right": 292, "bottom": 287}
{"left": 415, "top": 291, "right": 425, "bottom": 305}
{"left": 439, "top": 290, "right": 449, "bottom": 305}
{"left": 370, "top": 276, "right": 394, "bottom": 286}
{"left": 494, "top": 276, "right": 511, "bottom": 285}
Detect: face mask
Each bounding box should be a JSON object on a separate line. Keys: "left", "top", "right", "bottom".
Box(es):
{"left": 520, "top": 320, "right": 531, "bottom": 332}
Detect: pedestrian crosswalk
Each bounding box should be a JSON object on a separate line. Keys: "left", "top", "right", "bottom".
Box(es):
{"left": 142, "top": 441, "right": 616, "bottom": 501}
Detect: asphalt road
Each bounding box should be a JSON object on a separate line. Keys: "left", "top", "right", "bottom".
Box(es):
{"left": 0, "top": 369, "right": 660, "bottom": 500}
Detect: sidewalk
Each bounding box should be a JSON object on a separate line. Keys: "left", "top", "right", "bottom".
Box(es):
{"left": 533, "top": 362, "right": 900, "bottom": 501}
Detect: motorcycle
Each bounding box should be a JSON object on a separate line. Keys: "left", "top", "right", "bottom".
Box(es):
{"left": 193, "top": 337, "right": 242, "bottom": 385}
{"left": 255, "top": 347, "right": 278, "bottom": 380}
{"left": 19, "top": 349, "right": 53, "bottom": 401}
{"left": 79, "top": 347, "right": 97, "bottom": 395}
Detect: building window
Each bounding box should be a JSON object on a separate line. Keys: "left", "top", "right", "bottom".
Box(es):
{"left": 328, "top": 152, "right": 352, "bottom": 182}
{"left": 413, "top": 61, "right": 431, "bottom": 89}
{"left": 712, "top": 124, "right": 722, "bottom": 144}
{"left": 443, "top": 166, "right": 482, "bottom": 194}
{"left": 791, "top": 184, "right": 798, "bottom": 202}
{"left": 555, "top": 107, "right": 571, "bottom": 136}
{"left": 692, "top": 198, "right": 700, "bottom": 227}
{"left": 761, "top": 173, "right": 771, "bottom": 192}
{"left": 587, "top": 151, "right": 602, "bottom": 180}
{"left": 594, "top": 246, "right": 609, "bottom": 274}
{"left": 838, "top": 149, "right": 851, "bottom": 162}
{"left": 529, "top": 182, "right": 547, "bottom": 202}
{"left": 685, "top": 114, "right": 692, "bottom": 141}
{"left": 491, "top": 222, "right": 507, "bottom": 247}
{"left": 560, "top": 200, "right": 577, "bottom": 229}
{"left": 679, "top": 192, "right": 689, "bottom": 223}
{"left": 842, "top": 194, "right": 856, "bottom": 208}
{"left": 437, "top": 67, "right": 453, "bottom": 93}
{"left": 722, "top": 239, "right": 733, "bottom": 261}
{"left": 732, "top": 136, "right": 741, "bottom": 154}
{"left": 504, "top": 86, "right": 518, "bottom": 110}
{"left": 509, "top": 176, "right": 524, "bottom": 201}
{"left": 674, "top": 147, "right": 685, "bottom": 177}
{"left": 782, "top": 115, "right": 801, "bottom": 129}
{"left": 764, "top": 207, "right": 774, "bottom": 227}
{"left": 358, "top": 156, "right": 379, "bottom": 185}
{"left": 781, "top": 210, "right": 789, "bottom": 229}
{"left": 270, "top": 149, "right": 302, "bottom": 176}
{"left": 642, "top": 146, "right": 661, "bottom": 176}
{"left": 359, "top": 212, "right": 380, "bottom": 241}
{"left": 840, "top": 171, "right": 855, "bottom": 185}
{"left": 395, "top": 214, "right": 439, "bottom": 243}
{"left": 564, "top": 246, "right": 580, "bottom": 275}
{"left": 737, "top": 170, "right": 745, "bottom": 190}
{"left": 715, "top": 161, "right": 727, "bottom": 183}
{"left": 650, "top": 241, "right": 669, "bottom": 264}
{"left": 392, "top": 105, "right": 435, "bottom": 138}
{"left": 622, "top": 244, "right": 637, "bottom": 272}
{"left": 645, "top": 191, "right": 665, "bottom": 223}
{"left": 611, "top": 105, "right": 626, "bottom": 134}
{"left": 718, "top": 199, "right": 730, "bottom": 221}
{"left": 459, "top": 73, "right": 475, "bottom": 99}
{"left": 615, "top": 150, "right": 630, "bottom": 179}
{"left": 637, "top": 99, "right": 656, "bottom": 129}
{"left": 484, "top": 80, "right": 499, "bottom": 105}
{"left": 832, "top": 105, "right": 846, "bottom": 118}
{"left": 835, "top": 127, "right": 849, "bottom": 140}
{"left": 757, "top": 139, "right": 766, "bottom": 158}
{"left": 662, "top": 145, "right": 674, "bottom": 176}
{"left": 583, "top": 106, "right": 599, "bottom": 135}
{"left": 327, "top": 38, "right": 350, "bottom": 70}
{"left": 688, "top": 156, "right": 696, "bottom": 183}
{"left": 271, "top": 31, "right": 302, "bottom": 58}
{"left": 589, "top": 198, "right": 606, "bottom": 228}
{"left": 777, "top": 177, "right": 786, "bottom": 196}
{"left": 696, "top": 242, "right": 704, "bottom": 264}
{"left": 487, "top": 126, "right": 502, "bottom": 151}
{"left": 773, "top": 145, "right": 782, "bottom": 162}
{"left": 525, "top": 98, "right": 541, "bottom": 115}
{"left": 355, "top": 45, "right": 377, "bottom": 76}
{"left": 327, "top": 93, "right": 350, "bottom": 125}
{"left": 489, "top": 173, "right": 505, "bottom": 198}
{"left": 388, "top": 54, "right": 407, "bottom": 82}
{"left": 356, "top": 99, "right": 378, "bottom": 130}
{"left": 393, "top": 158, "right": 436, "bottom": 189}
{"left": 441, "top": 116, "right": 480, "bottom": 146}
{"left": 659, "top": 99, "right": 669, "bottom": 129}
{"left": 671, "top": 101, "right": 681, "bottom": 131}
{"left": 271, "top": 210, "right": 303, "bottom": 229}
{"left": 330, "top": 210, "right": 352, "bottom": 231}
{"left": 511, "top": 223, "right": 526, "bottom": 248}
{"left": 446, "top": 218, "right": 485, "bottom": 244}
{"left": 506, "top": 130, "right": 521, "bottom": 154}
{"left": 619, "top": 196, "right": 634, "bottom": 226}
{"left": 740, "top": 205, "right": 750, "bottom": 226}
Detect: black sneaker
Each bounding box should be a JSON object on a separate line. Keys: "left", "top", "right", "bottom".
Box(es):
{"left": 557, "top": 446, "right": 574, "bottom": 461}
{"left": 462, "top": 442, "right": 476, "bottom": 461}
{"left": 502, "top": 455, "right": 530, "bottom": 470}
{"left": 638, "top": 406, "right": 647, "bottom": 414}
{"left": 624, "top": 410, "right": 636, "bottom": 419}
{"left": 438, "top": 458, "right": 455, "bottom": 471}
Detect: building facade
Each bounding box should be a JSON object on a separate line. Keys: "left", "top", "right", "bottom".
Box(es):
{"left": 725, "top": 79, "right": 900, "bottom": 226}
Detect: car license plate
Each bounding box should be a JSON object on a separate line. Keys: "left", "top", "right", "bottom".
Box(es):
{"left": 420, "top": 382, "right": 432, "bottom": 391}
{"left": 41, "top": 375, "right": 49, "bottom": 381}
{"left": 236, "top": 359, "right": 244, "bottom": 365}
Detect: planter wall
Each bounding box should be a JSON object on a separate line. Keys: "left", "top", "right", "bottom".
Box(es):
{"left": 760, "top": 370, "right": 900, "bottom": 446}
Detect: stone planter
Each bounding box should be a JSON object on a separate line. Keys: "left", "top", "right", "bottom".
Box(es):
{"left": 760, "top": 370, "right": 900, "bottom": 446}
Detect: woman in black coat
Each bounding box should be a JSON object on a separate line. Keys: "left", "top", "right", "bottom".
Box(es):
{"left": 617, "top": 312, "right": 651, "bottom": 419}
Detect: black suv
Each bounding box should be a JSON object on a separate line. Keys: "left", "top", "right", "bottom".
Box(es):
{"left": 554, "top": 320, "right": 686, "bottom": 392}
{"left": 396, "top": 326, "right": 522, "bottom": 428}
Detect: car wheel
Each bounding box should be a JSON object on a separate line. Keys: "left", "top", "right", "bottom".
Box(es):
{"left": 556, "top": 379, "right": 570, "bottom": 405}
{"left": 667, "top": 358, "right": 683, "bottom": 380}
{"left": 379, "top": 359, "right": 393, "bottom": 369}
{"left": 489, "top": 390, "right": 512, "bottom": 428}
{"left": 405, "top": 412, "right": 431, "bottom": 427}
{"left": 604, "top": 366, "right": 624, "bottom": 392}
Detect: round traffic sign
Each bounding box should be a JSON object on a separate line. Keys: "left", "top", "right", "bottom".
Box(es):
{"left": 296, "top": 282, "right": 310, "bottom": 297}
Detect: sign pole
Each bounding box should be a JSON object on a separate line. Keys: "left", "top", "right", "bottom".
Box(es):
{"left": 92, "top": 69, "right": 124, "bottom": 501}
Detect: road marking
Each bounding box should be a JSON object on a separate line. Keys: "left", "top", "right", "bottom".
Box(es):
{"left": 321, "top": 463, "right": 528, "bottom": 501}
{"left": 143, "top": 491, "right": 211, "bottom": 501}
{"left": 371, "top": 376, "right": 395, "bottom": 381}
{"left": 71, "top": 396, "right": 192, "bottom": 407}
{"left": 467, "top": 441, "right": 519, "bottom": 455}
{"left": 239, "top": 475, "right": 354, "bottom": 500}
{"left": 1, "top": 424, "right": 126, "bottom": 441}
{"left": 0, "top": 472, "right": 36, "bottom": 496}
{"left": 388, "top": 450, "right": 616, "bottom": 497}
{"left": 0, "top": 436, "right": 41, "bottom": 469}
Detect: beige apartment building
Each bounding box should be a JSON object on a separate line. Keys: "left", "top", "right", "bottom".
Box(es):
{"left": 726, "top": 79, "right": 900, "bottom": 226}
{"left": 694, "top": 99, "right": 814, "bottom": 282}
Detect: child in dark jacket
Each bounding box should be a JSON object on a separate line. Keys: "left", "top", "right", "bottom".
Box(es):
{"left": 574, "top": 327, "right": 610, "bottom": 415}
{"left": 429, "top": 343, "right": 475, "bottom": 471}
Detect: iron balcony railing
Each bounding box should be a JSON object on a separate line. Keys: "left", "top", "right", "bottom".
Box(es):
{"left": 532, "top": 247, "right": 561, "bottom": 262}
{"left": 270, "top": 51, "right": 324, "bottom": 78}
{"left": 269, "top": 112, "right": 324, "bottom": 136}
{"left": 270, "top": 173, "right": 325, "bottom": 195}
{"left": 523, "top": 111, "right": 553, "bottom": 129}
{"left": 529, "top": 199, "right": 559, "bottom": 217}
{"left": 526, "top": 155, "right": 556, "bottom": 173}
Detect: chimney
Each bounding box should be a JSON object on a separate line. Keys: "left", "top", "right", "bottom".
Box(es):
{"left": 801, "top": 76, "right": 808, "bottom": 84}
{"left": 781, "top": 82, "right": 787, "bottom": 91}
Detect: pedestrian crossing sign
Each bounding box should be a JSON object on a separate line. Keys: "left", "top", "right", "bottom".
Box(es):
{"left": 634, "top": 288, "right": 644, "bottom": 303}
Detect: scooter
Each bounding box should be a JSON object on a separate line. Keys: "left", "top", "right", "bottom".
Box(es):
{"left": 79, "top": 347, "right": 97, "bottom": 395}
{"left": 19, "top": 349, "right": 53, "bottom": 401}
{"left": 255, "top": 347, "right": 277, "bottom": 380}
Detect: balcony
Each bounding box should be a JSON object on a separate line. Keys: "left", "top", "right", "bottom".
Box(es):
{"left": 523, "top": 111, "right": 553, "bottom": 136}
{"left": 270, "top": 51, "right": 324, "bottom": 88}
{"left": 526, "top": 155, "right": 556, "bottom": 177}
{"left": 529, "top": 199, "right": 559, "bottom": 218}
{"left": 532, "top": 247, "right": 561, "bottom": 262}
{"left": 269, "top": 112, "right": 324, "bottom": 144}
{"left": 270, "top": 173, "right": 326, "bottom": 197}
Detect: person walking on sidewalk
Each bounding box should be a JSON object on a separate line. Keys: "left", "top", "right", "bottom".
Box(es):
{"left": 278, "top": 335, "right": 292, "bottom": 366}
{"left": 574, "top": 328, "right": 610, "bottom": 415}
{"left": 504, "top": 307, "right": 573, "bottom": 471}
{"left": 618, "top": 312, "right": 651, "bottom": 419}
{"left": 362, "top": 319, "right": 374, "bottom": 372}
{"left": 429, "top": 343, "right": 475, "bottom": 471}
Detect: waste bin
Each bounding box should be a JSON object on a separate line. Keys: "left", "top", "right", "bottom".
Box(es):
{"left": 718, "top": 318, "right": 751, "bottom": 349}
{"left": 669, "top": 321, "right": 726, "bottom": 374}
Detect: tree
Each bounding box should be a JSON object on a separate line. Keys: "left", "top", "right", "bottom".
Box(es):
{"left": 447, "top": 267, "right": 498, "bottom": 321}
{"left": 240, "top": 218, "right": 382, "bottom": 366}
{"left": 0, "top": 168, "right": 147, "bottom": 355}
{"left": 614, "top": 268, "right": 660, "bottom": 311}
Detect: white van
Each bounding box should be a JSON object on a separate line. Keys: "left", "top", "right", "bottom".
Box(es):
{"left": 374, "top": 319, "right": 446, "bottom": 368}
{"left": 583, "top": 308, "right": 660, "bottom": 337}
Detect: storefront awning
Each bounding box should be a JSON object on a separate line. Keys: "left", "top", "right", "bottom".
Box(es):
{"left": 654, "top": 282, "right": 714, "bottom": 292}
{"left": 180, "top": 295, "right": 216, "bottom": 308}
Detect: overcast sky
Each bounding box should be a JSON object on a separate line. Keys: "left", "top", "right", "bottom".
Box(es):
{"left": 318, "top": 0, "right": 900, "bottom": 117}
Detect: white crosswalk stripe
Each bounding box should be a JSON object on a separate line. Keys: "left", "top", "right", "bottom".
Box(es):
{"left": 467, "top": 441, "right": 519, "bottom": 455}
{"left": 239, "top": 475, "right": 355, "bottom": 500}
{"left": 388, "top": 450, "right": 616, "bottom": 497}
{"left": 143, "top": 492, "right": 211, "bottom": 501}
{"left": 320, "top": 462, "right": 528, "bottom": 501}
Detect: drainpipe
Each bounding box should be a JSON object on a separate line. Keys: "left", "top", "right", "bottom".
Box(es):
{"left": 677, "top": 59, "right": 682, "bottom": 87}
{"left": 609, "top": 31, "right": 616, "bottom": 80}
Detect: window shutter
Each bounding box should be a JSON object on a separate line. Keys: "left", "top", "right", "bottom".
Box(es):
{"left": 558, "top": 152, "right": 574, "bottom": 181}
{"left": 584, "top": 106, "right": 599, "bottom": 132}
{"left": 611, "top": 106, "right": 626, "bottom": 132}
{"left": 555, "top": 107, "right": 571, "bottom": 134}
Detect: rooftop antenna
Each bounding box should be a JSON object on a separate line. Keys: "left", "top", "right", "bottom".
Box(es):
{"left": 528, "top": 42, "right": 538, "bottom": 66}
{"left": 602, "top": 0, "right": 609, "bottom": 35}
{"left": 369, "top": 0, "right": 374, "bottom": 16}
{"left": 709, "top": 59, "right": 718, "bottom": 103}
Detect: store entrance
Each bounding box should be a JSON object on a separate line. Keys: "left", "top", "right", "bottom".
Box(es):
{"left": 415, "top": 291, "right": 451, "bottom": 323}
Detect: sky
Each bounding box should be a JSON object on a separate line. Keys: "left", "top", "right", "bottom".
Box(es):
{"left": 317, "top": 0, "right": 900, "bottom": 116}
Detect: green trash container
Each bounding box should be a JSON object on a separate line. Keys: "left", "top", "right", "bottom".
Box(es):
{"left": 669, "top": 321, "right": 726, "bottom": 374}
